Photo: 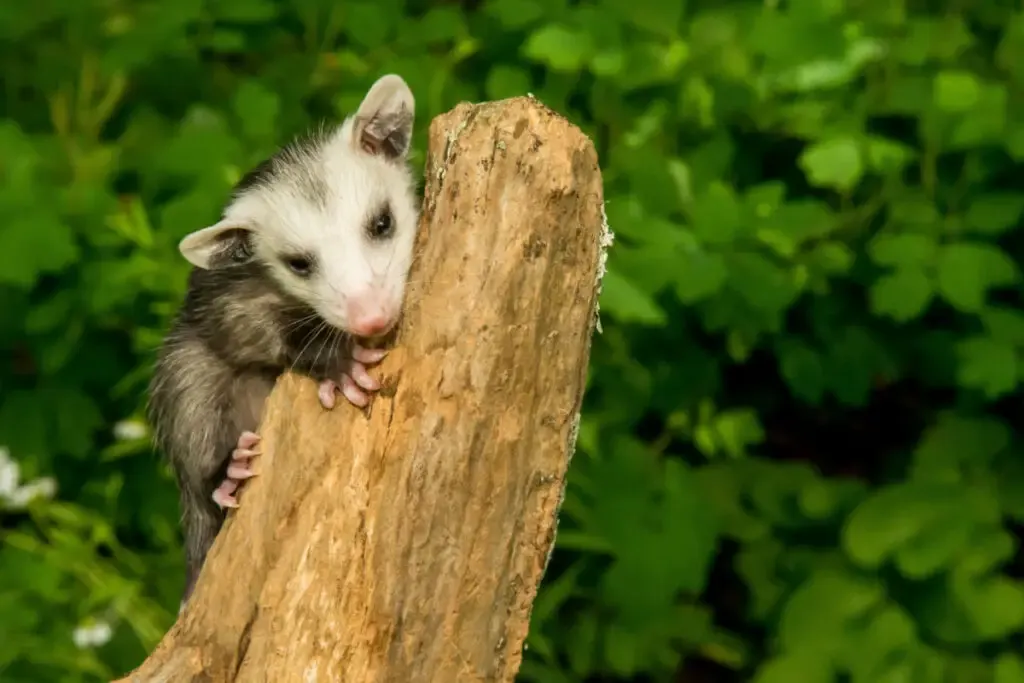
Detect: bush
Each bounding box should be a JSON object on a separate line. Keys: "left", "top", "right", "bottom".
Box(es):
{"left": 2, "top": 0, "right": 1024, "bottom": 681}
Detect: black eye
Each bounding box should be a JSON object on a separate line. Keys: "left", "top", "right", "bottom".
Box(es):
{"left": 368, "top": 209, "right": 394, "bottom": 239}
{"left": 284, "top": 255, "right": 313, "bottom": 277}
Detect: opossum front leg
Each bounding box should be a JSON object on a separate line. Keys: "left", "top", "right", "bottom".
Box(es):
{"left": 211, "top": 430, "right": 261, "bottom": 509}
{"left": 317, "top": 344, "right": 388, "bottom": 410}
{"left": 210, "top": 374, "right": 274, "bottom": 509}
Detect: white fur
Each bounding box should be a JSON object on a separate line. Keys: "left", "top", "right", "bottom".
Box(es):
{"left": 179, "top": 74, "right": 419, "bottom": 335}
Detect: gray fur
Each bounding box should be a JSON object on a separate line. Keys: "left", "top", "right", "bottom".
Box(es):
{"left": 234, "top": 127, "right": 332, "bottom": 209}
{"left": 149, "top": 74, "right": 419, "bottom": 604}
{"left": 147, "top": 259, "right": 349, "bottom": 603}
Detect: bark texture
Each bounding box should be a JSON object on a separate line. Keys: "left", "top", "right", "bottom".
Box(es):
{"left": 114, "top": 95, "right": 607, "bottom": 683}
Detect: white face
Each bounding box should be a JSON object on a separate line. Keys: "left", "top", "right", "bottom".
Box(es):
{"left": 178, "top": 74, "right": 419, "bottom": 340}
{"left": 238, "top": 142, "right": 419, "bottom": 338}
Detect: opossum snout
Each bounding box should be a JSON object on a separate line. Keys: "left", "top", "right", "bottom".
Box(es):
{"left": 346, "top": 297, "right": 397, "bottom": 338}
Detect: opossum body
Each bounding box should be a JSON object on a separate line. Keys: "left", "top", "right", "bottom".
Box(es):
{"left": 147, "top": 75, "right": 420, "bottom": 605}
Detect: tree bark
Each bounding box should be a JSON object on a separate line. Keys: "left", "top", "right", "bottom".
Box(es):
{"left": 114, "top": 95, "right": 608, "bottom": 683}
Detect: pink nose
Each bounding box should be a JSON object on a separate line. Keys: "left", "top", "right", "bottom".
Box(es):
{"left": 348, "top": 309, "right": 393, "bottom": 337}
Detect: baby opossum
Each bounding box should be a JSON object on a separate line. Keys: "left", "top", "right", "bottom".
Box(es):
{"left": 147, "top": 74, "right": 420, "bottom": 605}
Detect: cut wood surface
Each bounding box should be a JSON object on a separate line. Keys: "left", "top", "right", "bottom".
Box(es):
{"left": 114, "top": 95, "right": 608, "bottom": 683}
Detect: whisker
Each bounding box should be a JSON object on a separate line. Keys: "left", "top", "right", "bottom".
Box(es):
{"left": 289, "top": 318, "right": 328, "bottom": 375}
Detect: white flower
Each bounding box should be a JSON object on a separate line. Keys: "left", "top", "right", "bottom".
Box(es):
{"left": 113, "top": 419, "right": 148, "bottom": 441}
{"left": 0, "top": 447, "right": 57, "bottom": 510}
{"left": 72, "top": 619, "right": 113, "bottom": 649}
{"left": 8, "top": 477, "right": 57, "bottom": 508}
{"left": 0, "top": 447, "right": 19, "bottom": 498}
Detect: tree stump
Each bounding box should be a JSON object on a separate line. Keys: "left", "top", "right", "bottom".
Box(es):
{"left": 114, "top": 94, "right": 609, "bottom": 683}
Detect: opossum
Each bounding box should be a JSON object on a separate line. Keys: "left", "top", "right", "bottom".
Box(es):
{"left": 146, "top": 74, "right": 420, "bottom": 605}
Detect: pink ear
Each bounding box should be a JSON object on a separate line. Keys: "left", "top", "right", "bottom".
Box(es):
{"left": 350, "top": 74, "right": 415, "bottom": 160}
{"left": 178, "top": 219, "right": 250, "bottom": 270}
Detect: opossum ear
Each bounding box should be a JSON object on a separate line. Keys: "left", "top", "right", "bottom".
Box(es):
{"left": 179, "top": 220, "right": 253, "bottom": 270}
{"left": 351, "top": 74, "right": 415, "bottom": 161}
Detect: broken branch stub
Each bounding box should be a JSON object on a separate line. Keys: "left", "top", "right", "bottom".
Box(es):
{"left": 114, "top": 95, "right": 607, "bottom": 683}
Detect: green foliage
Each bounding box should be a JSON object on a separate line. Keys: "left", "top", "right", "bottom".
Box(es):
{"left": 2, "top": 0, "right": 1024, "bottom": 681}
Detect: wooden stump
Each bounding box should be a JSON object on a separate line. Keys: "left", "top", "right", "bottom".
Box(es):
{"left": 114, "top": 94, "right": 608, "bottom": 683}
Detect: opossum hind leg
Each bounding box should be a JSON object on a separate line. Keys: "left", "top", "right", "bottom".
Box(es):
{"left": 212, "top": 430, "right": 261, "bottom": 509}
{"left": 318, "top": 344, "right": 388, "bottom": 410}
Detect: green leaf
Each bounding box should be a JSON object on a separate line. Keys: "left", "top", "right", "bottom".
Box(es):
{"left": 869, "top": 268, "right": 934, "bottom": 321}
{"left": 726, "top": 252, "right": 802, "bottom": 315}
{"left": 799, "top": 136, "right": 864, "bottom": 192}
{"left": 594, "top": 451, "right": 718, "bottom": 617}
{"left": 956, "top": 528, "right": 1017, "bottom": 577}
{"left": 866, "top": 136, "right": 917, "bottom": 173}
{"left": 913, "top": 413, "right": 1010, "bottom": 476}
{"left": 965, "top": 193, "right": 1024, "bottom": 235}
{"left": 522, "top": 24, "right": 594, "bottom": 72}
{"left": 605, "top": 0, "right": 683, "bottom": 36}
{"left": 844, "top": 605, "right": 918, "bottom": 682}
{"left": 755, "top": 652, "right": 834, "bottom": 683}
{"left": 956, "top": 336, "right": 1019, "bottom": 398}
{"left": 603, "top": 622, "right": 640, "bottom": 675}
{"left": 342, "top": 1, "right": 395, "bottom": 48}
{"left": 232, "top": 80, "right": 280, "bottom": 140}
{"left": 894, "top": 513, "right": 974, "bottom": 578}
{"left": 778, "top": 570, "right": 884, "bottom": 654}
{"left": 689, "top": 182, "right": 742, "bottom": 244}
{"left": 485, "top": 65, "right": 531, "bottom": 100}
{"left": 415, "top": 7, "right": 467, "bottom": 43}
{"left": 995, "top": 654, "right": 1024, "bottom": 683}
{"left": 821, "top": 325, "right": 892, "bottom": 406}
{"left": 484, "top": 0, "right": 546, "bottom": 29}
{"left": 566, "top": 612, "right": 598, "bottom": 677}
{"left": 712, "top": 409, "right": 765, "bottom": 458}
{"left": 955, "top": 576, "right": 1024, "bottom": 639}
{"left": 867, "top": 233, "right": 938, "bottom": 268}
{"left": 934, "top": 70, "right": 981, "bottom": 112}
{"left": 949, "top": 83, "right": 1008, "bottom": 148}
{"left": 981, "top": 307, "right": 1024, "bottom": 344}
{"left": 599, "top": 268, "right": 667, "bottom": 325}
{"left": 212, "top": 0, "right": 277, "bottom": 21}
{"left": 804, "top": 241, "right": 854, "bottom": 278}
{"left": 0, "top": 211, "right": 79, "bottom": 288}
{"left": 843, "top": 482, "right": 966, "bottom": 569}
{"left": 935, "top": 242, "right": 1019, "bottom": 312}
{"left": 756, "top": 200, "right": 839, "bottom": 254}
{"left": 674, "top": 250, "right": 727, "bottom": 303}
{"left": 778, "top": 341, "right": 826, "bottom": 404}
{"left": 591, "top": 48, "right": 626, "bottom": 76}
{"left": 889, "top": 194, "right": 940, "bottom": 226}
{"left": 1006, "top": 121, "right": 1024, "bottom": 161}
{"left": 0, "top": 391, "right": 48, "bottom": 463}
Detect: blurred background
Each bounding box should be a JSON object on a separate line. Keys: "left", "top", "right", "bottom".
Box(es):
{"left": 3, "top": 0, "right": 1024, "bottom": 681}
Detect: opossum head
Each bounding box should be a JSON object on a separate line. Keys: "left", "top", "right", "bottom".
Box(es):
{"left": 178, "top": 74, "right": 419, "bottom": 339}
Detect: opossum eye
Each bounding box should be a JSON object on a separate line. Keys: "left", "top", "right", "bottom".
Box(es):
{"left": 283, "top": 255, "right": 314, "bottom": 277}
{"left": 367, "top": 208, "right": 394, "bottom": 240}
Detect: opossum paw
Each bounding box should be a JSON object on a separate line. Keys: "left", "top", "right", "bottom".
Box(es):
{"left": 212, "top": 431, "right": 261, "bottom": 509}
{"left": 212, "top": 477, "right": 240, "bottom": 509}
{"left": 317, "top": 345, "right": 388, "bottom": 410}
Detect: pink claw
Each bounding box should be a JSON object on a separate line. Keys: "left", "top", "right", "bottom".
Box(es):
{"left": 236, "top": 431, "right": 261, "bottom": 450}
{"left": 352, "top": 345, "right": 388, "bottom": 364}
{"left": 318, "top": 379, "right": 338, "bottom": 409}
{"left": 211, "top": 431, "right": 263, "bottom": 509}
{"left": 317, "top": 345, "right": 387, "bottom": 410}
{"left": 212, "top": 478, "right": 239, "bottom": 508}
{"left": 348, "top": 361, "right": 380, "bottom": 391}
{"left": 341, "top": 374, "right": 370, "bottom": 407}
{"left": 226, "top": 461, "right": 255, "bottom": 480}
